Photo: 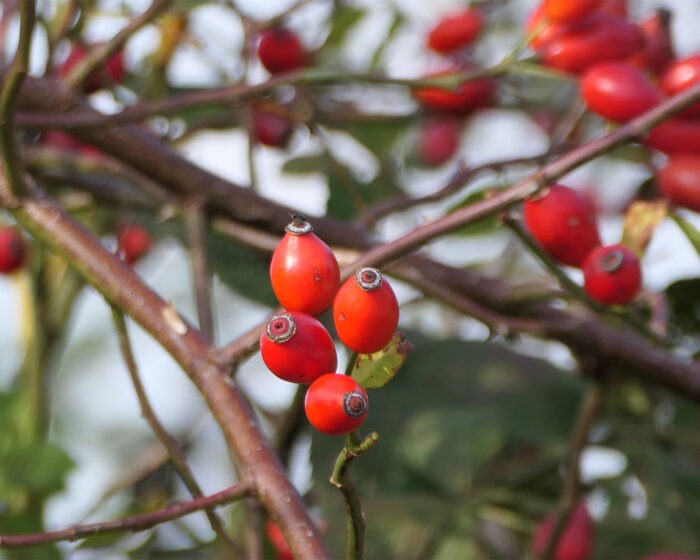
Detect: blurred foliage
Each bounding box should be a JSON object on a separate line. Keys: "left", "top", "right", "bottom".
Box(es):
{"left": 0, "top": 390, "right": 73, "bottom": 560}
{"left": 666, "top": 278, "right": 700, "bottom": 336}
{"left": 311, "top": 337, "right": 700, "bottom": 559}
{"left": 311, "top": 336, "right": 584, "bottom": 559}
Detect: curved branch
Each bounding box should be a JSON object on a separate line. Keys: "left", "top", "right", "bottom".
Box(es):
{"left": 1, "top": 175, "right": 330, "bottom": 560}
{"left": 0, "top": 482, "right": 249, "bottom": 549}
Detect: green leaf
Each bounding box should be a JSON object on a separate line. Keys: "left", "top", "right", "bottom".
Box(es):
{"left": 449, "top": 188, "right": 503, "bottom": 236}
{"left": 323, "top": 6, "right": 365, "bottom": 50}
{"left": 671, "top": 212, "right": 700, "bottom": 257}
{"left": 351, "top": 333, "right": 413, "bottom": 389}
{"left": 208, "top": 230, "right": 278, "bottom": 306}
{"left": 394, "top": 407, "right": 505, "bottom": 493}
{"left": 310, "top": 336, "right": 586, "bottom": 558}
{"left": 370, "top": 14, "right": 405, "bottom": 70}
{"left": 0, "top": 441, "right": 74, "bottom": 499}
{"left": 326, "top": 166, "right": 400, "bottom": 221}
{"left": 665, "top": 278, "right": 700, "bottom": 334}
{"left": 344, "top": 121, "right": 406, "bottom": 159}
{"left": 281, "top": 155, "right": 325, "bottom": 175}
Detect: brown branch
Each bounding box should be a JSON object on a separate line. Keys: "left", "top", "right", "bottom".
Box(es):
{"left": 0, "top": 482, "right": 249, "bottom": 548}
{"left": 111, "top": 309, "right": 243, "bottom": 557}
{"left": 14, "top": 60, "right": 544, "bottom": 130}
{"left": 357, "top": 149, "right": 569, "bottom": 228}
{"left": 1, "top": 174, "right": 330, "bottom": 559}
{"left": 540, "top": 385, "right": 604, "bottom": 560}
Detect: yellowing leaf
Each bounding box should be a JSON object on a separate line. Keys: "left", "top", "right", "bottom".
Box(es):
{"left": 351, "top": 334, "right": 413, "bottom": 390}
{"left": 621, "top": 199, "right": 668, "bottom": 256}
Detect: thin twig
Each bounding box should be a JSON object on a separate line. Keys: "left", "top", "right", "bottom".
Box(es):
{"left": 185, "top": 199, "right": 215, "bottom": 343}
{"left": 0, "top": 482, "right": 250, "bottom": 549}
{"left": 540, "top": 385, "right": 604, "bottom": 560}
{"left": 63, "top": 0, "right": 173, "bottom": 90}
{"left": 211, "top": 315, "right": 274, "bottom": 373}
{"left": 16, "top": 60, "right": 554, "bottom": 130}
{"left": 110, "top": 308, "right": 244, "bottom": 557}
{"left": 0, "top": 0, "right": 34, "bottom": 195}
{"left": 357, "top": 149, "right": 568, "bottom": 228}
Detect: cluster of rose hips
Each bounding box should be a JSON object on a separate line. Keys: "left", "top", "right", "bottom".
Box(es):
{"left": 260, "top": 214, "right": 399, "bottom": 436}
{"left": 523, "top": 183, "right": 642, "bottom": 306}
{"left": 579, "top": 55, "right": 700, "bottom": 214}
{"left": 527, "top": 1, "right": 700, "bottom": 210}
{"left": 515, "top": 0, "right": 700, "bottom": 306}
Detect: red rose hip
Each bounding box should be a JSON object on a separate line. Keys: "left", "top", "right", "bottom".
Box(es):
{"left": 416, "top": 115, "right": 461, "bottom": 166}
{"left": 258, "top": 27, "right": 306, "bottom": 74}
{"left": 413, "top": 64, "right": 494, "bottom": 115}
{"left": 0, "top": 226, "right": 26, "bottom": 274}
{"left": 523, "top": 184, "right": 602, "bottom": 268}
{"left": 532, "top": 502, "right": 595, "bottom": 560}
{"left": 252, "top": 109, "right": 294, "bottom": 149}
{"left": 544, "top": 0, "right": 602, "bottom": 24}
{"left": 304, "top": 373, "right": 369, "bottom": 435}
{"left": 265, "top": 520, "right": 293, "bottom": 560}
{"left": 581, "top": 62, "right": 664, "bottom": 122}
{"left": 118, "top": 224, "right": 152, "bottom": 265}
{"left": 628, "top": 9, "right": 675, "bottom": 75}
{"left": 333, "top": 267, "right": 399, "bottom": 355}
{"left": 534, "top": 12, "right": 645, "bottom": 74}
{"left": 269, "top": 215, "right": 340, "bottom": 316}
{"left": 583, "top": 244, "right": 642, "bottom": 305}
{"left": 260, "top": 311, "right": 337, "bottom": 384}
{"left": 58, "top": 43, "right": 126, "bottom": 93}
{"left": 427, "top": 8, "right": 484, "bottom": 54}
{"left": 645, "top": 118, "right": 700, "bottom": 156}
{"left": 656, "top": 154, "right": 700, "bottom": 212}
{"left": 660, "top": 55, "right": 700, "bottom": 118}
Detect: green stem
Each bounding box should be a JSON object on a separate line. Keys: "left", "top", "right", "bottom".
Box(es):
{"left": 16, "top": 269, "right": 45, "bottom": 441}
{"left": 344, "top": 351, "right": 359, "bottom": 376}
{"left": 0, "top": 0, "right": 35, "bottom": 196}
{"left": 330, "top": 432, "right": 379, "bottom": 560}
{"left": 670, "top": 211, "right": 700, "bottom": 257}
